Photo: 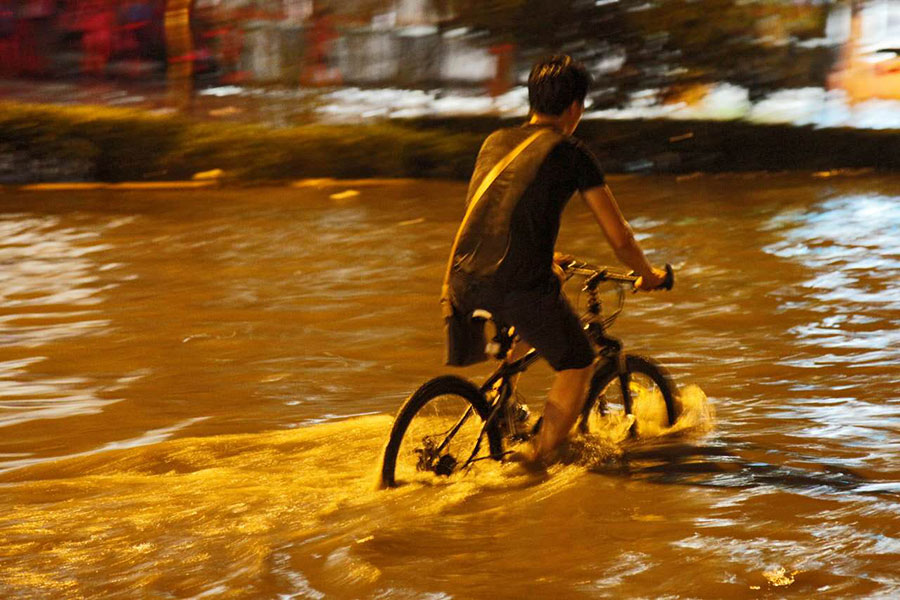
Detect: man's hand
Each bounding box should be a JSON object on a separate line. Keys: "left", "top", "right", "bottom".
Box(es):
{"left": 552, "top": 252, "right": 574, "bottom": 284}
{"left": 635, "top": 267, "right": 667, "bottom": 291}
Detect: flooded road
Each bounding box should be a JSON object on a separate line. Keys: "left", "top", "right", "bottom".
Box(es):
{"left": 0, "top": 175, "right": 897, "bottom": 598}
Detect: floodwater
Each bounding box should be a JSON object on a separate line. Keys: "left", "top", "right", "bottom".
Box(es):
{"left": 0, "top": 175, "right": 897, "bottom": 599}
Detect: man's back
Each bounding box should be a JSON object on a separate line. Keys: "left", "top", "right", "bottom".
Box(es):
{"left": 447, "top": 124, "right": 605, "bottom": 310}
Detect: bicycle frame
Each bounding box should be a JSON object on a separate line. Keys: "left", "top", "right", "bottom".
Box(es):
{"left": 449, "top": 349, "right": 541, "bottom": 469}
{"left": 429, "top": 263, "right": 647, "bottom": 473}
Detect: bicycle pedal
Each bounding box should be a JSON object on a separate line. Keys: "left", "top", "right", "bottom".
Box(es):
{"left": 513, "top": 402, "right": 530, "bottom": 423}
{"left": 499, "top": 401, "right": 531, "bottom": 437}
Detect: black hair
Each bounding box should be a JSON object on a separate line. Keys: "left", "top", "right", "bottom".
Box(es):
{"left": 527, "top": 55, "right": 591, "bottom": 116}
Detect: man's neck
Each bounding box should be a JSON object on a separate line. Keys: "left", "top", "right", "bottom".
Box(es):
{"left": 528, "top": 113, "right": 566, "bottom": 134}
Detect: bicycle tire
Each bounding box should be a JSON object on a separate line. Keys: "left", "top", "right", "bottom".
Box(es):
{"left": 579, "top": 354, "right": 679, "bottom": 434}
{"left": 381, "top": 375, "right": 504, "bottom": 488}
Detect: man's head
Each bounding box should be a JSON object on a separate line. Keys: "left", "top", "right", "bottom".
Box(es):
{"left": 528, "top": 55, "right": 591, "bottom": 117}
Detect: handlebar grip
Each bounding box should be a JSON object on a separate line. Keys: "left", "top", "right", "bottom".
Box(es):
{"left": 661, "top": 263, "right": 675, "bottom": 291}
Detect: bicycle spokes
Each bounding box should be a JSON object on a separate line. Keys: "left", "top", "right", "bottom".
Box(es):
{"left": 401, "top": 399, "right": 481, "bottom": 480}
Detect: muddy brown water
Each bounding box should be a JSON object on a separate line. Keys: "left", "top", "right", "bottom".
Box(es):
{"left": 0, "top": 175, "right": 897, "bottom": 599}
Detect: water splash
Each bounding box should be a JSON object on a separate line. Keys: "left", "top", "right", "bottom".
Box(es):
{"left": 566, "top": 384, "right": 716, "bottom": 469}
{"left": 0, "top": 416, "right": 398, "bottom": 598}
{"left": 763, "top": 566, "right": 798, "bottom": 587}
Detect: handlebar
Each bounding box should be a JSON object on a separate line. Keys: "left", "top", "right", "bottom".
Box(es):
{"left": 561, "top": 259, "right": 675, "bottom": 292}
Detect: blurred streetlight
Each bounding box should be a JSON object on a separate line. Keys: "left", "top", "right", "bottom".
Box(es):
{"left": 165, "top": 0, "right": 193, "bottom": 109}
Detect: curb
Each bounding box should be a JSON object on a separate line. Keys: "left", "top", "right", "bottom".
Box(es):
{"left": 3, "top": 178, "right": 426, "bottom": 192}
{"left": 13, "top": 181, "right": 220, "bottom": 191}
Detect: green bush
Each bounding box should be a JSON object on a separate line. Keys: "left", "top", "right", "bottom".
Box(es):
{"left": 0, "top": 102, "right": 483, "bottom": 183}
{"left": 0, "top": 102, "right": 187, "bottom": 181}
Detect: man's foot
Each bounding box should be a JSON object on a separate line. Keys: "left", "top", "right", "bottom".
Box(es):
{"left": 503, "top": 443, "right": 550, "bottom": 473}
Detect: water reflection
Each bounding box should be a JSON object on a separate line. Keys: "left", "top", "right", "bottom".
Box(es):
{"left": 0, "top": 214, "right": 121, "bottom": 430}
{"left": 765, "top": 194, "right": 900, "bottom": 309}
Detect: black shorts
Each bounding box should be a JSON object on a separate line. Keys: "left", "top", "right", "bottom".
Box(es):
{"left": 493, "top": 283, "right": 595, "bottom": 372}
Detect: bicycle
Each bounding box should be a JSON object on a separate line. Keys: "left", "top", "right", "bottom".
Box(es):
{"left": 380, "top": 259, "right": 678, "bottom": 488}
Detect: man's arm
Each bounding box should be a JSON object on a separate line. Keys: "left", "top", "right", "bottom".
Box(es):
{"left": 581, "top": 184, "right": 666, "bottom": 290}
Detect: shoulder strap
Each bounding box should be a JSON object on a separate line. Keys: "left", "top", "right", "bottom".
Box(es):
{"left": 440, "top": 129, "right": 550, "bottom": 314}
{"left": 467, "top": 129, "right": 549, "bottom": 215}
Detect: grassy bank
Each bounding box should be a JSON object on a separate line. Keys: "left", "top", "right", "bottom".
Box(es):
{"left": 0, "top": 102, "right": 482, "bottom": 184}
{"left": 408, "top": 116, "right": 900, "bottom": 174}
{"left": 3, "top": 101, "right": 900, "bottom": 184}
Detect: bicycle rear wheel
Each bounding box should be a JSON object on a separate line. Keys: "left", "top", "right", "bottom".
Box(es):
{"left": 579, "top": 354, "right": 679, "bottom": 435}
{"left": 381, "top": 375, "right": 503, "bottom": 488}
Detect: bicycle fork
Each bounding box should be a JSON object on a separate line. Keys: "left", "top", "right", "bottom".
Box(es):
{"left": 583, "top": 327, "right": 640, "bottom": 436}
{"left": 616, "top": 355, "right": 638, "bottom": 435}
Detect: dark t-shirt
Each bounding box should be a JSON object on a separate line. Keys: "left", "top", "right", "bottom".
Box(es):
{"left": 449, "top": 124, "right": 606, "bottom": 306}
{"left": 496, "top": 125, "right": 606, "bottom": 291}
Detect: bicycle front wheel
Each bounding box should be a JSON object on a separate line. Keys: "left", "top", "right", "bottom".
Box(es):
{"left": 579, "top": 354, "right": 679, "bottom": 435}
{"left": 381, "top": 375, "right": 503, "bottom": 488}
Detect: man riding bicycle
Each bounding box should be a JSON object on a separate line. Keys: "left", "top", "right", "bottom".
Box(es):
{"left": 441, "top": 54, "right": 668, "bottom": 466}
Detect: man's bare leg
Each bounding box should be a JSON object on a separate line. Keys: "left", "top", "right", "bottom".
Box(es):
{"left": 531, "top": 364, "right": 593, "bottom": 463}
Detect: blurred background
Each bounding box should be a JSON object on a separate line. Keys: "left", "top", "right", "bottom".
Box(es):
{"left": 0, "top": 0, "right": 898, "bottom": 126}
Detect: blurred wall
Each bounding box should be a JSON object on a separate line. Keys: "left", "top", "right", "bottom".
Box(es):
{"left": 242, "top": 23, "right": 497, "bottom": 86}
{"left": 335, "top": 27, "right": 495, "bottom": 86}
{"left": 337, "top": 28, "right": 398, "bottom": 83}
